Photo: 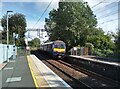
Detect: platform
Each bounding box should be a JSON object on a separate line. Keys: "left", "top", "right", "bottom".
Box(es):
{"left": 1, "top": 55, "right": 35, "bottom": 88}
{"left": 28, "top": 55, "right": 72, "bottom": 89}
{"left": 70, "top": 55, "right": 120, "bottom": 67}
{"left": 1, "top": 53, "right": 72, "bottom": 88}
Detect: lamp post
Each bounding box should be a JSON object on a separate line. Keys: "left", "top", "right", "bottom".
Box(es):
{"left": 7, "top": 10, "right": 13, "bottom": 62}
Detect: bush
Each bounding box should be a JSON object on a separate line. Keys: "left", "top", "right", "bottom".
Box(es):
{"left": 104, "top": 49, "right": 113, "bottom": 55}
{"left": 93, "top": 48, "right": 106, "bottom": 57}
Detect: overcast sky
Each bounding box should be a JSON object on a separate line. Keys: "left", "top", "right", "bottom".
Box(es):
{"left": 0, "top": 0, "right": 120, "bottom": 42}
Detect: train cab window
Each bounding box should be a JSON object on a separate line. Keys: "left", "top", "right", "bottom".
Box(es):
{"left": 60, "top": 44, "right": 65, "bottom": 49}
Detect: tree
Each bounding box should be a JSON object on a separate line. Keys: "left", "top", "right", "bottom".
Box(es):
{"left": 45, "top": 1, "right": 115, "bottom": 58}
{"left": 45, "top": 1, "right": 97, "bottom": 51}
{"left": 29, "top": 38, "right": 40, "bottom": 48}
{"left": 114, "top": 29, "right": 120, "bottom": 58}
{"left": 87, "top": 34, "right": 114, "bottom": 50}
{"left": 1, "top": 13, "right": 27, "bottom": 46}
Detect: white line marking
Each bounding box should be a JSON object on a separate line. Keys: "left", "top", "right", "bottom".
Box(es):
{"left": 30, "top": 55, "right": 72, "bottom": 88}
{"left": 4, "top": 67, "right": 13, "bottom": 70}
{"left": 6, "top": 77, "right": 21, "bottom": 83}
{"left": 9, "top": 60, "right": 15, "bottom": 62}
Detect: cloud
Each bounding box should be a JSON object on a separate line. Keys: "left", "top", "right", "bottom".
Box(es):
{"left": 83, "top": 0, "right": 119, "bottom": 33}
{"left": 26, "top": 20, "right": 45, "bottom": 29}
{"left": 0, "top": 1, "right": 2, "bottom": 19}
{"left": 25, "top": 1, "right": 58, "bottom": 30}
{"left": 34, "top": 1, "right": 58, "bottom": 13}
{"left": 98, "top": 20, "right": 118, "bottom": 33}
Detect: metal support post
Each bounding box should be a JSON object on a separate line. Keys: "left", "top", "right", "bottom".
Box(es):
{"left": 7, "top": 11, "right": 9, "bottom": 62}
{"left": 6, "top": 11, "right": 13, "bottom": 62}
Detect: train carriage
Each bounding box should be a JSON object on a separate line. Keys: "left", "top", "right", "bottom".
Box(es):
{"left": 41, "top": 40, "right": 66, "bottom": 59}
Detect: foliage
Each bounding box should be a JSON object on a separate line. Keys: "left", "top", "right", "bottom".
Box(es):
{"left": 93, "top": 49, "right": 105, "bottom": 57}
{"left": 114, "top": 29, "right": 120, "bottom": 58}
{"left": 29, "top": 38, "right": 40, "bottom": 48}
{"left": 1, "top": 13, "right": 27, "bottom": 46}
{"left": 87, "top": 34, "right": 114, "bottom": 50}
{"left": 45, "top": 2, "right": 97, "bottom": 51}
{"left": 104, "top": 49, "right": 113, "bottom": 57}
{"left": 45, "top": 1, "right": 116, "bottom": 58}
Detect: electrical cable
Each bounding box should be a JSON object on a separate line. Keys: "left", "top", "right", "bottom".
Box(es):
{"left": 97, "top": 9, "right": 119, "bottom": 20}
{"left": 97, "top": 18, "right": 120, "bottom": 25}
{"left": 32, "top": 0, "right": 53, "bottom": 29}
{"left": 91, "top": 0, "right": 106, "bottom": 9}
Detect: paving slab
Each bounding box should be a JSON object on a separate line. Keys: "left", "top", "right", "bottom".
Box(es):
{"left": 1, "top": 55, "right": 35, "bottom": 88}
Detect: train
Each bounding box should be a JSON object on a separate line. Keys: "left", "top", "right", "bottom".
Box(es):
{"left": 41, "top": 40, "right": 66, "bottom": 59}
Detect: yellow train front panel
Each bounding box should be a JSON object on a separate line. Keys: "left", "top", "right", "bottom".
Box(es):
{"left": 53, "top": 48, "right": 65, "bottom": 53}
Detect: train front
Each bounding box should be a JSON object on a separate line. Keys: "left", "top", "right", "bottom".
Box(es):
{"left": 53, "top": 40, "right": 66, "bottom": 58}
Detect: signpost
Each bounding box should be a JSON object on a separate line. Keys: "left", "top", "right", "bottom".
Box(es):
{"left": 13, "top": 33, "right": 18, "bottom": 59}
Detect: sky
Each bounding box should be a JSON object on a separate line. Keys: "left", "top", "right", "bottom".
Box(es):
{"left": 0, "top": 0, "right": 59, "bottom": 43}
{"left": 0, "top": 0, "right": 120, "bottom": 43}
{"left": 84, "top": 0, "right": 119, "bottom": 34}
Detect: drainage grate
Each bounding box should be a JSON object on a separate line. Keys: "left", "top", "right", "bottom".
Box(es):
{"left": 6, "top": 77, "right": 21, "bottom": 83}
{"left": 4, "top": 67, "right": 13, "bottom": 70}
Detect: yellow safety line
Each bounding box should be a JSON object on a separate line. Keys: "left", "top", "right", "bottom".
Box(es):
{"left": 27, "top": 56, "right": 38, "bottom": 88}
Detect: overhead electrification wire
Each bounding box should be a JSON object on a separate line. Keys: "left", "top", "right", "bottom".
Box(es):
{"left": 94, "top": 4, "right": 117, "bottom": 14}
{"left": 27, "top": 0, "right": 53, "bottom": 42}
{"left": 97, "top": 9, "right": 120, "bottom": 25}
{"left": 32, "top": 0, "right": 53, "bottom": 29}
{"left": 97, "top": 18, "right": 120, "bottom": 25}
{"left": 93, "top": 0, "right": 119, "bottom": 12}
{"left": 90, "top": 1, "right": 119, "bottom": 27}
{"left": 97, "top": 9, "right": 119, "bottom": 20}
{"left": 91, "top": 0, "right": 106, "bottom": 9}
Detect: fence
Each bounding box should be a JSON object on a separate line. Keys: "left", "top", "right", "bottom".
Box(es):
{"left": 0, "top": 44, "right": 17, "bottom": 63}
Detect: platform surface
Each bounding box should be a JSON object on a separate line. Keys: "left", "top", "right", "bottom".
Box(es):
{"left": 1, "top": 55, "right": 35, "bottom": 88}
{"left": 70, "top": 55, "right": 120, "bottom": 67}
{"left": 28, "top": 55, "right": 72, "bottom": 89}
{"left": 1, "top": 53, "right": 72, "bottom": 88}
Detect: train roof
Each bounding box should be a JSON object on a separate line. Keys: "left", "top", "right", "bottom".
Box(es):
{"left": 42, "top": 42, "right": 53, "bottom": 45}
{"left": 54, "top": 40, "right": 65, "bottom": 44}
{"left": 41, "top": 40, "right": 65, "bottom": 46}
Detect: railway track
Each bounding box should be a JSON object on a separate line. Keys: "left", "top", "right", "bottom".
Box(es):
{"left": 65, "top": 55, "right": 120, "bottom": 82}
{"left": 58, "top": 60, "right": 120, "bottom": 86}
{"left": 43, "top": 59, "right": 119, "bottom": 89}
{"left": 32, "top": 50, "right": 120, "bottom": 89}
{"left": 32, "top": 51, "right": 90, "bottom": 88}
{"left": 42, "top": 60, "right": 92, "bottom": 89}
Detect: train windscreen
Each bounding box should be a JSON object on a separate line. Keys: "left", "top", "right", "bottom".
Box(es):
{"left": 54, "top": 44, "right": 65, "bottom": 49}
{"left": 59, "top": 44, "right": 65, "bottom": 49}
